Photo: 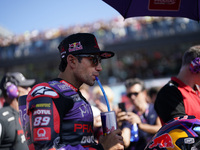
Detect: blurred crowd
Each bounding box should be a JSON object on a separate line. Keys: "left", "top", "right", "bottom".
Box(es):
{"left": 1, "top": 18, "right": 200, "bottom": 147}
{"left": 0, "top": 16, "right": 199, "bottom": 59}
{"left": 1, "top": 16, "right": 199, "bottom": 85}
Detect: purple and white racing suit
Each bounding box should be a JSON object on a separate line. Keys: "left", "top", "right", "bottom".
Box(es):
{"left": 26, "top": 78, "right": 103, "bottom": 150}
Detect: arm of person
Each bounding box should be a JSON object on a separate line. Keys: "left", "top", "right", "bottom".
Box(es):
{"left": 154, "top": 84, "right": 185, "bottom": 124}
{"left": 137, "top": 117, "right": 161, "bottom": 134}
{"left": 121, "top": 127, "right": 131, "bottom": 148}
{"left": 27, "top": 95, "right": 63, "bottom": 149}
{"left": 116, "top": 110, "right": 132, "bottom": 149}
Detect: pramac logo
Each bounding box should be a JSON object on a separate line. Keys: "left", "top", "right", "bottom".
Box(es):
{"left": 37, "top": 128, "right": 46, "bottom": 137}
{"left": 34, "top": 127, "right": 51, "bottom": 141}
{"left": 149, "top": 0, "right": 181, "bottom": 11}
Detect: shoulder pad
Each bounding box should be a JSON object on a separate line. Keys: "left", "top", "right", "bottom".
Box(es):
{"left": 48, "top": 80, "right": 78, "bottom": 97}
{"left": 27, "top": 82, "right": 59, "bottom": 103}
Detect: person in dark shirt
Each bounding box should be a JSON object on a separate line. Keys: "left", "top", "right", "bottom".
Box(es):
{"left": 117, "top": 78, "right": 161, "bottom": 150}
{"left": 0, "top": 72, "right": 35, "bottom": 150}
{"left": 25, "top": 33, "right": 124, "bottom": 150}
{"left": 155, "top": 45, "right": 200, "bottom": 125}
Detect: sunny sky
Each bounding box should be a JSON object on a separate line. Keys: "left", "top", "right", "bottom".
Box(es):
{"left": 0, "top": 0, "right": 120, "bottom": 35}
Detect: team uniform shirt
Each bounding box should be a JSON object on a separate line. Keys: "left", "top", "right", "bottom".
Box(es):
{"left": 0, "top": 103, "right": 28, "bottom": 150}
{"left": 26, "top": 78, "right": 103, "bottom": 150}
{"left": 155, "top": 77, "right": 200, "bottom": 125}
{"left": 121, "top": 103, "right": 158, "bottom": 150}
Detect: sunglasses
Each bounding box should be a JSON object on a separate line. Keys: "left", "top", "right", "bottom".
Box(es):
{"left": 75, "top": 54, "right": 102, "bottom": 66}
{"left": 126, "top": 92, "right": 141, "bottom": 98}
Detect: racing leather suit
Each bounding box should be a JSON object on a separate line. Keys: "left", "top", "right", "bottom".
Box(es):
{"left": 26, "top": 78, "right": 103, "bottom": 150}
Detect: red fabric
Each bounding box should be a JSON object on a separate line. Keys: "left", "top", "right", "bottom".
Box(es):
{"left": 172, "top": 77, "right": 200, "bottom": 120}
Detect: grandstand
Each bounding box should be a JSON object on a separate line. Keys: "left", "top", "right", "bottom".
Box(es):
{"left": 0, "top": 17, "right": 200, "bottom": 85}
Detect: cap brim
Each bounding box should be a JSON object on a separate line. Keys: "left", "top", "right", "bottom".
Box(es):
{"left": 18, "top": 79, "right": 36, "bottom": 87}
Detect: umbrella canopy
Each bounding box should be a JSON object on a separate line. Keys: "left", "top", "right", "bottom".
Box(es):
{"left": 102, "top": 0, "right": 200, "bottom": 22}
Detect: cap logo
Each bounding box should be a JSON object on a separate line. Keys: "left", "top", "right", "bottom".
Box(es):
{"left": 61, "top": 46, "right": 65, "bottom": 53}
{"left": 101, "top": 53, "right": 112, "bottom": 57}
{"left": 94, "top": 38, "right": 99, "bottom": 49}
{"left": 60, "top": 46, "right": 66, "bottom": 58}
{"left": 68, "top": 42, "right": 83, "bottom": 52}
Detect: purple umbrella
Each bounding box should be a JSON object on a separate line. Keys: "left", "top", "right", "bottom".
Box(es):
{"left": 102, "top": 0, "right": 200, "bottom": 22}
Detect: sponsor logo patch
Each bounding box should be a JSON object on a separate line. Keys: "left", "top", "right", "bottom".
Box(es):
{"left": 149, "top": 133, "right": 174, "bottom": 148}
{"left": 81, "top": 135, "right": 95, "bottom": 144}
{"left": 34, "top": 127, "right": 51, "bottom": 141}
{"left": 68, "top": 42, "right": 83, "bottom": 52}
{"left": 100, "top": 53, "right": 112, "bottom": 58}
{"left": 33, "top": 109, "right": 51, "bottom": 115}
{"left": 36, "top": 103, "right": 51, "bottom": 108}
{"left": 74, "top": 123, "right": 93, "bottom": 133}
{"left": 57, "top": 84, "right": 69, "bottom": 91}
{"left": 31, "top": 86, "right": 59, "bottom": 98}
{"left": 149, "top": 0, "right": 181, "bottom": 11}
{"left": 60, "top": 80, "right": 78, "bottom": 92}
{"left": 184, "top": 138, "right": 195, "bottom": 144}
{"left": 72, "top": 94, "right": 81, "bottom": 102}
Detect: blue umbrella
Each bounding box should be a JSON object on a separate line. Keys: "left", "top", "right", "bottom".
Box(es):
{"left": 102, "top": 0, "right": 200, "bottom": 22}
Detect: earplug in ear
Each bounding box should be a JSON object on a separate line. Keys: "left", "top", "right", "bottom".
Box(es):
{"left": 6, "top": 82, "right": 19, "bottom": 99}
{"left": 190, "top": 57, "right": 200, "bottom": 73}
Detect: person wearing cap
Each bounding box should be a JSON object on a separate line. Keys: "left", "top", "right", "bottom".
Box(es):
{"left": 26, "top": 33, "right": 124, "bottom": 150}
{"left": 0, "top": 72, "right": 35, "bottom": 150}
